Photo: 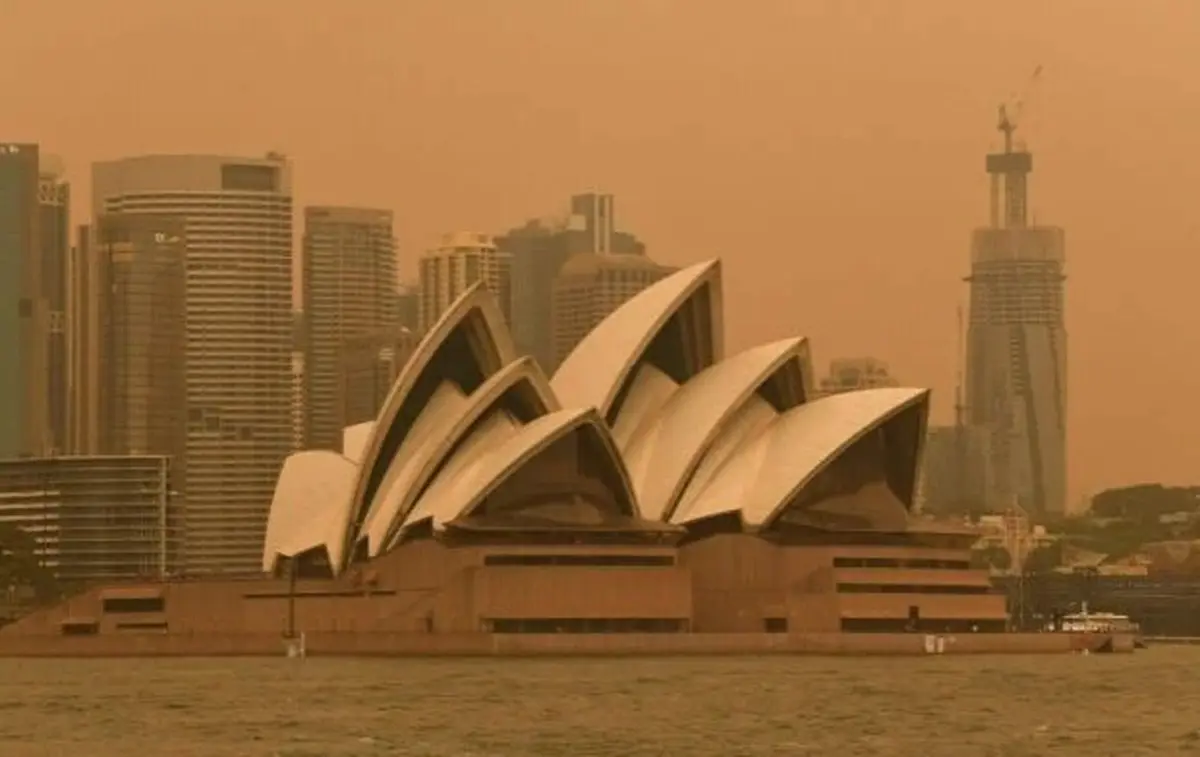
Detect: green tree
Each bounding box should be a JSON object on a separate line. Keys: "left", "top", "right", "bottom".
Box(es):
{"left": 1022, "top": 543, "right": 1064, "bottom": 575}
{"left": 0, "top": 524, "right": 58, "bottom": 601}
{"left": 1091, "top": 484, "right": 1200, "bottom": 522}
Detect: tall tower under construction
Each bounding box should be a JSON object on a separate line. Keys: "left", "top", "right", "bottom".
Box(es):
{"left": 964, "top": 105, "right": 1067, "bottom": 516}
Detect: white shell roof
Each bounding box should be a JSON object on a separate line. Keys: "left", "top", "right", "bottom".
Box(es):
{"left": 623, "top": 338, "right": 809, "bottom": 521}
{"left": 403, "top": 410, "right": 522, "bottom": 535}
{"left": 406, "top": 407, "right": 638, "bottom": 532}
{"left": 364, "top": 356, "right": 558, "bottom": 555}
{"left": 342, "top": 422, "right": 374, "bottom": 465}
{"left": 673, "top": 387, "right": 930, "bottom": 529}
{"left": 357, "top": 381, "right": 470, "bottom": 556}
{"left": 609, "top": 364, "right": 679, "bottom": 450}
{"left": 261, "top": 450, "right": 358, "bottom": 574}
{"left": 674, "top": 392, "right": 778, "bottom": 519}
{"left": 343, "top": 283, "right": 517, "bottom": 557}
{"left": 263, "top": 257, "right": 938, "bottom": 574}
{"left": 551, "top": 259, "right": 722, "bottom": 418}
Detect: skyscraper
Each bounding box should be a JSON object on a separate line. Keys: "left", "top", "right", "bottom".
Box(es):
{"left": 498, "top": 219, "right": 572, "bottom": 371}
{"left": 66, "top": 223, "right": 94, "bottom": 455}
{"left": 38, "top": 158, "right": 70, "bottom": 456}
{"left": 92, "top": 154, "right": 293, "bottom": 574}
{"left": 81, "top": 214, "right": 189, "bottom": 572}
{"left": 338, "top": 326, "right": 417, "bottom": 430}
{"left": 394, "top": 284, "right": 419, "bottom": 332}
{"left": 919, "top": 424, "right": 994, "bottom": 516}
{"left": 498, "top": 193, "right": 645, "bottom": 373}
{"left": 0, "top": 142, "right": 48, "bottom": 459}
{"left": 569, "top": 192, "right": 616, "bottom": 255}
{"left": 90, "top": 213, "right": 188, "bottom": 464}
{"left": 417, "top": 232, "right": 511, "bottom": 333}
{"left": 568, "top": 192, "right": 644, "bottom": 256}
{"left": 301, "top": 206, "right": 397, "bottom": 452}
{"left": 551, "top": 253, "right": 676, "bottom": 365}
{"left": 964, "top": 109, "right": 1067, "bottom": 516}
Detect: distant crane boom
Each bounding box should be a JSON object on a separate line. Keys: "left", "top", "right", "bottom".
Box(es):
{"left": 989, "top": 65, "right": 1044, "bottom": 228}
{"left": 998, "top": 64, "right": 1043, "bottom": 153}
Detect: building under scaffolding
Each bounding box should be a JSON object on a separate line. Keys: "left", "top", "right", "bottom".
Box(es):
{"left": 0, "top": 455, "right": 177, "bottom": 584}
{"left": 964, "top": 100, "right": 1068, "bottom": 516}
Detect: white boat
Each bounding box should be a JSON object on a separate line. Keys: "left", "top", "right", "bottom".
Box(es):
{"left": 1054, "top": 603, "right": 1145, "bottom": 647}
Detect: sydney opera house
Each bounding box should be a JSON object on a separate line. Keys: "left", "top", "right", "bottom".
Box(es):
{"left": 2, "top": 260, "right": 1021, "bottom": 654}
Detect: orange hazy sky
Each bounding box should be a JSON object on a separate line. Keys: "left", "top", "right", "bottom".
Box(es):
{"left": 4, "top": 0, "right": 1199, "bottom": 504}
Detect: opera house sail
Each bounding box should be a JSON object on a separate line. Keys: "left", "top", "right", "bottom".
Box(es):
{"left": 3, "top": 259, "right": 1020, "bottom": 652}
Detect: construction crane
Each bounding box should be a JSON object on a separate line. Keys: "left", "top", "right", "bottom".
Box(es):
{"left": 989, "top": 65, "right": 1043, "bottom": 228}
{"left": 954, "top": 304, "right": 970, "bottom": 515}
{"left": 997, "top": 64, "right": 1043, "bottom": 154}
{"left": 955, "top": 304, "right": 966, "bottom": 431}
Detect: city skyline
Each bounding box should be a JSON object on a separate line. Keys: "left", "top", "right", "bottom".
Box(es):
{"left": 4, "top": 0, "right": 1200, "bottom": 504}
{"left": 0, "top": 140, "right": 1122, "bottom": 517}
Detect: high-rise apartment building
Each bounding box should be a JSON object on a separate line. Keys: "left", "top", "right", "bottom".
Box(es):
{"left": 92, "top": 154, "right": 293, "bottom": 574}
{"left": 964, "top": 110, "right": 1067, "bottom": 516}
{"left": 817, "top": 357, "right": 899, "bottom": 397}
{"left": 0, "top": 143, "right": 48, "bottom": 458}
{"left": 551, "top": 253, "right": 676, "bottom": 365}
{"left": 498, "top": 193, "right": 645, "bottom": 372}
{"left": 38, "top": 158, "right": 70, "bottom": 456}
{"left": 301, "top": 206, "right": 397, "bottom": 452}
{"left": 417, "top": 232, "right": 511, "bottom": 333}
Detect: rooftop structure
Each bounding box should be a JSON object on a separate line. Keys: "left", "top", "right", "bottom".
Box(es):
{"left": 417, "top": 232, "right": 511, "bottom": 334}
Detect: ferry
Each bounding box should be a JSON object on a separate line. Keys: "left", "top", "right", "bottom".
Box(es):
{"left": 1054, "top": 604, "right": 1146, "bottom": 648}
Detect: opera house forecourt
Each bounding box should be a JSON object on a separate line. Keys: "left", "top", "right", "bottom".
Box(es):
{"left": 0, "top": 261, "right": 1132, "bottom": 656}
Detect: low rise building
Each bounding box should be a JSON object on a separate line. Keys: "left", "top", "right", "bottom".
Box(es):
{"left": 0, "top": 455, "right": 177, "bottom": 584}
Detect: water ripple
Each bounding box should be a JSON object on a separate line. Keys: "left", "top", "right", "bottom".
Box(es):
{"left": 0, "top": 648, "right": 1191, "bottom": 756}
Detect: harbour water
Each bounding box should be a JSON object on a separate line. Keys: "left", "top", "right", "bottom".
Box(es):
{"left": 0, "top": 648, "right": 1195, "bottom": 756}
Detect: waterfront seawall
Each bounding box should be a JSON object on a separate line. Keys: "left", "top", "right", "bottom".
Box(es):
{"left": 0, "top": 631, "right": 1133, "bottom": 658}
